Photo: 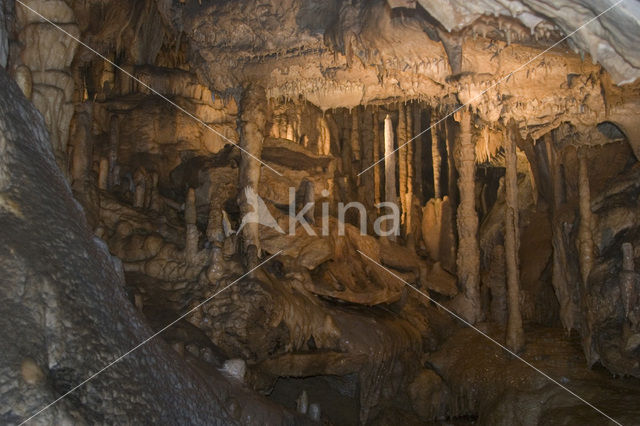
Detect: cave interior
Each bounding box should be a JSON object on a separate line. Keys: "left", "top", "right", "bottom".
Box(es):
{"left": 2, "top": 0, "right": 640, "bottom": 425}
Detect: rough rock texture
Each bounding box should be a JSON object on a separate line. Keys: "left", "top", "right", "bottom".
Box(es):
{"left": 0, "top": 66, "right": 303, "bottom": 425}
{"left": 413, "top": 0, "right": 640, "bottom": 84}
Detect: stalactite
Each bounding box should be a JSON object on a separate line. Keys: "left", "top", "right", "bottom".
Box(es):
{"left": 577, "top": 149, "right": 594, "bottom": 286}
{"left": 238, "top": 84, "right": 267, "bottom": 258}
{"left": 185, "top": 188, "right": 198, "bottom": 264}
{"left": 373, "top": 107, "right": 382, "bottom": 206}
{"left": 504, "top": 121, "right": 525, "bottom": 352}
{"left": 384, "top": 114, "right": 397, "bottom": 241}
{"left": 108, "top": 115, "right": 119, "bottom": 189}
{"left": 454, "top": 109, "right": 481, "bottom": 322}
{"left": 431, "top": 111, "right": 442, "bottom": 199}
{"left": 413, "top": 103, "right": 423, "bottom": 203}
{"left": 398, "top": 103, "right": 408, "bottom": 230}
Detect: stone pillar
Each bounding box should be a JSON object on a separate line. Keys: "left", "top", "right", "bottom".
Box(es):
{"left": 431, "top": 112, "right": 442, "bottom": 199}
{"left": 445, "top": 116, "right": 457, "bottom": 206}
{"left": 454, "top": 109, "right": 481, "bottom": 322}
{"left": 505, "top": 121, "right": 524, "bottom": 352}
{"left": 373, "top": 107, "right": 382, "bottom": 206}
{"left": 405, "top": 103, "right": 415, "bottom": 246}
{"left": 384, "top": 114, "right": 397, "bottom": 241}
{"left": 398, "top": 103, "right": 408, "bottom": 230}
{"left": 577, "top": 149, "right": 594, "bottom": 286}
{"left": 413, "top": 103, "right": 423, "bottom": 203}
{"left": 238, "top": 84, "right": 267, "bottom": 257}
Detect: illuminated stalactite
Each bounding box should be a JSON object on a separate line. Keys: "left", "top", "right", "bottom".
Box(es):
{"left": 577, "top": 149, "right": 594, "bottom": 286}
{"left": 384, "top": 114, "right": 397, "bottom": 241}
{"left": 238, "top": 84, "right": 267, "bottom": 258}
{"left": 431, "top": 111, "right": 442, "bottom": 199}
{"left": 505, "top": 121, "right": 525, "bottom": 352}
{"left": 454, "top": 109, "right": 481, "bottom": 322}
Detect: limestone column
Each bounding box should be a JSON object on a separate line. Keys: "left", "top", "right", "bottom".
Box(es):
{"left": 431, "top": 111, "right": 442, "bottom": 199}
{"left": 384, "top": 114, "right": 397, "bottom": 241}
{"left": 413, "top": 104, "right": 423, "bottom": 202}
{"left": 373, "top": 107, "right": 381, "bottom": 206}
{"left": 238, "top": 84, "right": 267, "bottom": 257}
{"left": 405, "top": 103, "right": 415, "bottom": 245}
{"left": 398, "top": 103, "right": 408, "bottom": 229}
{"left": 445, "top": 116, "right": 457, "bottom": 206}
{"left": 185, "top": 188, "right": 198, "bottom": 263}
{"left": 577, "top": 149, "right": 595, "bottom": 286}
{"left": 504, "top": 121, "right": 524, "bottom": 352}
{"left": 454, "top": 109, "right": 481, "bottom": 322}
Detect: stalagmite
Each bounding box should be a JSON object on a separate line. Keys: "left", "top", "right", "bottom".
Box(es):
{"left": 185, "top": 188, "right": 198, "bottom": 263}
{"left": 454, "top": 109, "right": 481, "bottom": 322}
{"left": 108, "top": 115, "right": 119, "bottom": 189}
{"left": 504, "top": 121, "right": 525, "bottom": 352}
{"left": 133, "top": 168, "right": 147, "bottom": 209}
{"left": 373, "top": 107, "right": 381, "bottom": 206}
{"left": 577, "top": 149, "right": 594, "bottom": 286}
{"left": 431, "top": 111, "right": 442, "bottom": 199}
{"left": 238, "top": 84, "right": 267, "bottom": 258}
{"left": 98, "top": 157, "right": 109, "bottom": 190}
{"left": 384, "top": 114, "right": 397, "bottom": 241}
